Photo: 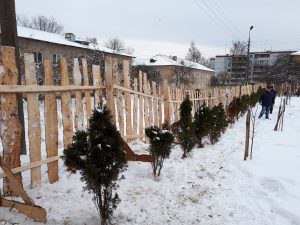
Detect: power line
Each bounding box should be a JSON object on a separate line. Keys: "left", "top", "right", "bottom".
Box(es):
{"left": 198, "top": 0, "right": 242, "bottom": 40}
{"left": 193, "top": 0, "right": 238, "bottom": 40}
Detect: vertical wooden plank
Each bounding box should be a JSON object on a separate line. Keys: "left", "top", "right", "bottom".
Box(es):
{"left": 24, "top": 53, "right": 41, "bottom": 187}
{"left": 92, "top": 65, "right": 102, "bottom": 109}
{"left": 138, "top": 71, "right": 144, "bottom": 138}
{"left": 162, "top": 79, "right": 170, "bottom": 124}
{"left": 148, "top": 81, "right": 153, "bottom": 126}
{"left": 152, "top": 81, "right": 158, "bottom": 127}
{"left": 123, "top": 60, "right": 132, "bottom": 138}
{"left": 60, "top": 58, "right": 73, "bottom": 149}
{"left": 116, "top": 90, "right": 124, "bottom": 137}
{"left": 0, "top": 46, "right": 22, "bottom": 195}
{"left": 143, "top": 73, "right": 149, "bottom": 129}
{"left": 157, "top": 84, "right": 162, "bottom": 129}
{"left": 44, "top": 60, "right": 59, "bottom": 184}
{"left": 82, "top": 58, "right": 92, "bottom": 118}
{"left": 104, "top": 57, "right": 115, "bottom": 122}
{"left": 73, "top": 58, "right": 84, "bottom": 131}
{"left": 133, "top": 78, "right": 138, "bottom": 135}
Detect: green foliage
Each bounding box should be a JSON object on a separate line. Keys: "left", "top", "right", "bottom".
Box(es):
{"left": 208, "top": 103, "right": 228, "bottom": 144}
{"left": 172, "top": 97, "right": 196, "bottom": 158}
{"left": 63, "top": 107, "right": 127, "bottom": 225}
{"left": 145, "top": 122, "right": 174, "bottom": 177}
{"left": 194, "top": 103, "right": 210, "bottom": 148}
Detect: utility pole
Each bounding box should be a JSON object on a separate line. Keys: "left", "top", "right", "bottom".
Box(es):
{"left": 0, "top": 0, "right": 27, "bottom": 155}
{"left": 245, "top": 25, "right": 254, "bottom": 85}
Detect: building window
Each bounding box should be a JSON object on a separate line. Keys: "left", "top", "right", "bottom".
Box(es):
{"left": 53, "top": 54, "right": 60, "bottom": 64}
{"left": 34, "top": 52, "right": 43, "bottom": 64}
{"left": 118, "top": 62, "right": 123, "bottom": 71}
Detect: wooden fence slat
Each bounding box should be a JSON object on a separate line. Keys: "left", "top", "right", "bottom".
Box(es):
{"left": 117, "top": 90, "right": 124, "bottom": 136}
{"left": 73, "top": 58, "right": 84, "bottom": 131}
{"left": 123, "top": 60, "right": 132, "bottom": 138}
{"left": 92, "top": 65, "right": 102, "bottom": 108}
{"left": 0, "top": 46, "right": 22, "bottom": 195}
{"left": 152, "top": 81, "right": 158, "bottom": 127}
{"left": 60, "top": 58, "right": 73, "bottom": 149}
{"left": 24, "top": 53, "right": 41, "bottom": 187}
{"left": 133, "top": 78, "right": 138, "bottom": 134}
{"left": 82, "top": 58, "right": 92, "bottom": 119}
{"left": 163, "top": 79, "right": 170, "bottom": 124}
{"left": 138, "top": 71, "right": 144, "bottom": 139}
{"left": 104, "top": 57, "right": 115, "bottom": 122}
{"left": 44, "top": 60, "right": 59, "bottom": 184}
{"left": 143, "top": 73, "right": 149, "bottom": 130}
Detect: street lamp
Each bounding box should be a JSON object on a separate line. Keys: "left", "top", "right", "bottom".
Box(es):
{"left": 245, "top": 25, "right": 254, "bottom": 85}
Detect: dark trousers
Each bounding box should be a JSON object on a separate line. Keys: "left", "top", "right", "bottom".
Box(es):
{"left": 258, "top": 106, "right": 270, "bottom": 119}
{"left": 270, "top": 104, "right": 274, "bottom": 114}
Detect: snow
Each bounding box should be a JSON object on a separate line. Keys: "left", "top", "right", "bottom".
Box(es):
{"left": 291, "top": 51, "right": 300, "bottom": 56}
{"left": 133, "top": 54, "right": 214, "bottom": 72}
{"left": 14, "top": 26, "right": 133, "bottom": 57}
{"left": 1, "top": 97, "right": 300, "bottom": 225}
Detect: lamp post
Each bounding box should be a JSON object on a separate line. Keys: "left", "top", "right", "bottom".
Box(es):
{"left": 245, "top": 25, "right": 254, "bottom": 85}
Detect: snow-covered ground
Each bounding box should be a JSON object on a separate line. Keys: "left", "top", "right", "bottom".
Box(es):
{"left": 1, "top": 97, "right": 300, "bottom": 225}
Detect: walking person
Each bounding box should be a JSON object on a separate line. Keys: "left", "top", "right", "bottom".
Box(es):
{"left": 269, "top": 85, "right": 277, "bottom": 114}
{"left": 258, "top": 86, "right": 273, "bottom": 119}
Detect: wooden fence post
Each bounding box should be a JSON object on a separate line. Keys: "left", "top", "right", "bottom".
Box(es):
{"left": 44, "top": 59, "right": 59, "bottom": 184}
{"left": 0, "top": 46, "right": 22, "bottom": 195}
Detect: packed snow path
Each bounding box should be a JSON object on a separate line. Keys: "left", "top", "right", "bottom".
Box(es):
{"left": 1, "top": 97, "right": 300, "bottom": 225}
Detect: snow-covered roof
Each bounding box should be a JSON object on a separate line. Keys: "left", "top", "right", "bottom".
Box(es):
{"left": 291, "top": 51, "right": 300, "bottom": 56}
{"left": 14, "top": 26, "right": 133, "bottom": 57}
{"left": 133, "top": 54, "right": 214, "bottom": 72}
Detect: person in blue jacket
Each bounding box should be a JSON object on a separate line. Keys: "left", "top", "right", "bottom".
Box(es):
{"left": 258, "top": 86, "right": 273, "bottom": 119}
{"left": 269, "top": 85, "right": 277, "bottom": 114}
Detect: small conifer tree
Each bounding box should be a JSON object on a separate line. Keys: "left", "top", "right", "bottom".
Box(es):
{"left": 145, "top": 122, "right": 174, "bottom": 177}
{"left": 172, "top": 97, "right": 196, "bottom": 158}
{"left": 208, "top": 103, "right": 228, "bottom": 144}
{"left": 194, "top": 103, "right": 210, "bottom": 148}
{"left": 63, "top": 107, "right": 127, "bottom": 225}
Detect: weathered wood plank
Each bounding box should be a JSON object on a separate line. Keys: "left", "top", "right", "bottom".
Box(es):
{"left": 104, "top": 57, "right": 115, "bottom": 122}
{"left": 82, "top": 58, "right": 92, "bottom": 119}
{"left": 73, "top": 58, "right": 84, "bottom": 131}
{"left": 123, "top": 60, "right": 132, "bottom": 138}
{"left": 0, "top": 198, "right": 46, "bottom": 223}
{"left": 92, "top": 64, "right": 102, "bottom": 109}
{"left": 152, "top": 81, "right": 158, "bottom": 127}
{"left": 24, "top": 53, "right": 41, "bottom": 187}
{"left": 0, "top": 157, "right": 34, "bottom": 205}
{"left": 44, "top": 60, "right": 59, "bottom": 184}
{"left": 133, "top": 78, "right": 138, "bottom": 135}
{"left": 138, "top": 71, "right": 144, "bottom": 139}
{"left": 60, "top": 58, "right": 73, "bottom": 149}
{"left": 0, "top": 46, "right": 22, "bottom": 195}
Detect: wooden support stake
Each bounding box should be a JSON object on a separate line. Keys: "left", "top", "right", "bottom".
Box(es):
{"left": 244, "top": 110, "right": 250, "bottom": 160}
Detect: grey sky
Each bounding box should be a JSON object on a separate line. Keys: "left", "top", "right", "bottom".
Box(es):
{"left": 15, "top": 0, "right": 300, "bottom": 58}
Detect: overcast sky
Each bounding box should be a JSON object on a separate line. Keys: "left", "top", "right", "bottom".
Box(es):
{"left": 15, "top": 0, "right": 300, "bottom": 58}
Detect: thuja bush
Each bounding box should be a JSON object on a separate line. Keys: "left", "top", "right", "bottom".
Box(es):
{"left": 194, "top": 103, "right": 210, "bottom": 148}
{"left": 145, "top": 122, "right": 174, "bottom": 177}
{"left": 63, "top": 107, "right": 127, "bottom": 225}
{"left": 172, "top": 97, "right": 196, "bottom": 158}
{"left": 227, "top": 97, "right": 239, "bottom": 124}
{"left": 208, "top": 103, "right": 228, "bottom": 144}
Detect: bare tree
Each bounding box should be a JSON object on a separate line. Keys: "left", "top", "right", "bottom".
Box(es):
{"left": 17, "top": 15, "right": 64, "bottom": 34}
{"left": 230, "top": 40, "right": 247, "bottom": 55}
{"left": 171, "top": 60, "right": 194, "bottom": 88}
{"left": 185, "top": 40, "right": 209, "bottom": 66}
{"left": 86, "top": 37, "right": 98, "bottom": 45}
{"left": 104, "top": 37, "right": 134, "bottom": 55}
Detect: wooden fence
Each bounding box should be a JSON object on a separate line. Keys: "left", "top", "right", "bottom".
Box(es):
{"left": 0, "top": 45, "right": 262, "bottom": 188}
